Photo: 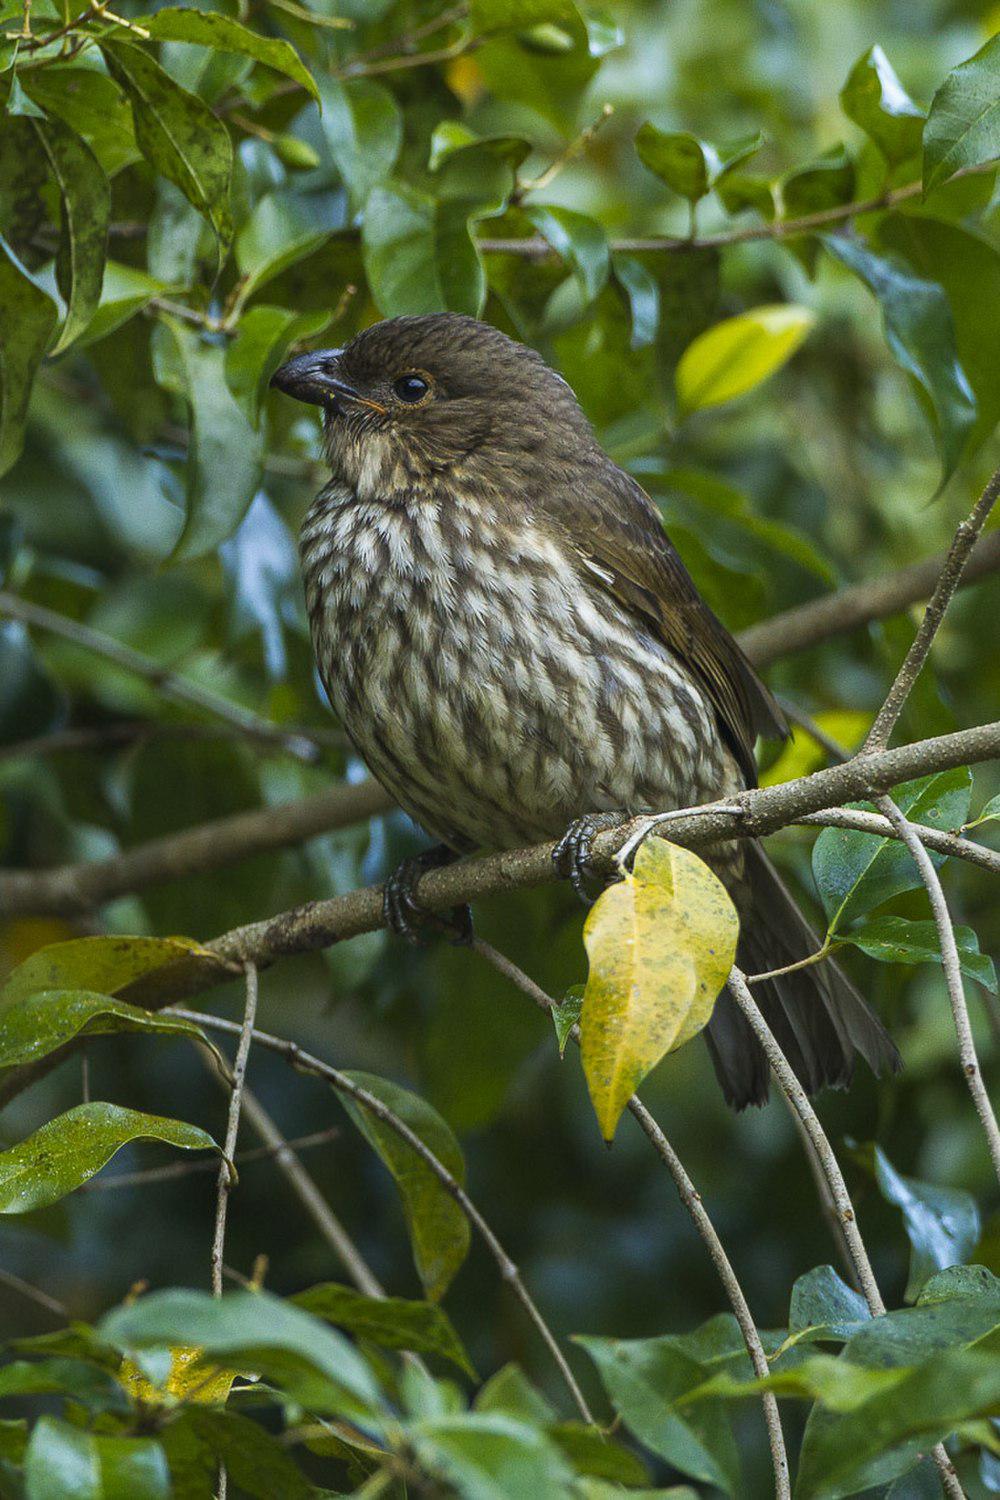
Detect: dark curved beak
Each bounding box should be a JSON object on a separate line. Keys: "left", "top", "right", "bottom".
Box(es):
{"left": 269, "top": 348, "right": 356, "bottom": 407}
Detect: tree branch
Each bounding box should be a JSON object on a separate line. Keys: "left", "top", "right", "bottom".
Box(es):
{"left": 876, "top": 797, "right": 1000, "bottom": 1186}
{"left": 735, "top": 527, "right": 1000, "bottom": 668}
{"left": 211, "top": 964, "right": 258, "bottom": 1297}
{"left": 173, "top": 1009, "right": 596, "bottom": 1427}
{"left": 0, "top": 589, "right": 337, "bottom": 763}
{"left": 794, "top": 807, "right": 1000, "bottom": 879}
{"left": 0, "top": 777, "right": 393, "bottom": 917}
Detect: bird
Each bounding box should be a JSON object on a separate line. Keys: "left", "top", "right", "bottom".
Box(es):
{"left": 270, "top": 312, "right": 900, "bottom": 1109}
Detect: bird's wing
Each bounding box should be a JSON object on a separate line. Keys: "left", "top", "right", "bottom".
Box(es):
{"left": 550, "top": 461, "right": 787, "bottom": 787}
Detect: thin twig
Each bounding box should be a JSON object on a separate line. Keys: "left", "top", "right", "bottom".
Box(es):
{"left": 83, "top": 1125, "right": 342, "bottom": 1190}
{"left": 0, "top": 1265, "right": 68, "bottom": 1318}
{"left": 470, "top": 937, "right": 790, "bottom": 1500}
{"left": 725, "top": 967, "right": 965, "bottom": 1498}
{"left": 795, "top": 807, "right": 1000, "bottom": 879}
{"left": 511, "top": 104, "right": 615, "bottom": 205}
{"left": 173, "top": 1009, "right": 596, "bottom": 1426}
{"left": 0, "top": 590, "right": 331, "bottom": 763}
{"left": 237, "top": 1087, "right": 385, "bottom": 1300}
{"left": 876, "top": 797, "right": 1000, "bottom": 1186}
{"left": 211, "top": 965, "right": 258, "bottom": 1297}
{"left": 864, "top": 466, "right": 1000, "bottom": 753}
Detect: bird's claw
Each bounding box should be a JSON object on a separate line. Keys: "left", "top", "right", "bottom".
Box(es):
{"left": 383, "top": 848, "right": 473, "bottom": 946}
{"left": 552, "top": 813, "right": 622, "bottom": 906}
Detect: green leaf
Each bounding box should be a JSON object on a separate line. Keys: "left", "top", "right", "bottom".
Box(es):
{"left": 551, "top": 986, "right": 583, "bottom": 1057}
{"left": 100, "top": 39, "right": 233, "bottom": 244}
{"left": 965, "top": 791, "right": 1000, "bottom": 830}
{"left": 0, "top": 934, "right": 212, "bottom": 1006}
{"left": 0, "top": 1358, "right": 128, "bottom": 1412}
{"left": 788, "top": 1265, "right": 873, "bottom": 1344}
{"left": 811, "top": 768, "right": 972, "bottom": 934}
{"left": 28, "top": 117, "right": 110, "bottom": 355}
{"left": 340, "top": 1072, "right": 471, "bottom": 1301}
{"left": 234, "top": 189, "right": 333, "bottom": 302}
{"left": 857, "top": 1143, "right": 982, "bottom": 1299}
{"left": 469, "top": 0, "right": 579, "bottom": 33}
{"left": 581, "top": 837, "right": 739, "bottom": 1140}
{"left": 292, "top": 1282, "right": 475, "bottom": 1376}
{"left": 152, "top": 317, "right": 263, "bottom": 560}
{"left": 172, "top": 1408, "right": 313, "bottom": 1500}
{"left": 361, "top": 182, "right": 483, "bottom": 317}
{"left": 410, "top": 1413, "right": 574, "bottom": 1498}
{"left": 18, "top": 66, "right": 139, "bottom": 178}
{"left": 0, "top": 243, "right": 57, "bottom": 477}
{"left": 0, "top": 989, "right": 222, "bottom": 1069}
{"left": 317, "top": 75, "right": 402, "bottom": 212}
{"left": 24, "top": 1418, "right": 170, "bottom": 1500}
{"left": 0, "top": 1103, "right": 220, "bottom": 1214}
{"left": 842, "top": 914, "right": 997, "bottom": 993}
{"left": 840, "top": 46, "right": 924, "bottom": 164}
{"left": 0, "top": 114, "right": 48, "bottom": 255}
{"left": 549, "top": 1421, "right": 651, "bottom": 1484}
{"left": 101, "top": 1288, "right": 383, "bottom": 1419}
{"left": 675, "top": 304, "right": 815, "bottom": 414}
{"left": 635, "top": 126, "right": 762, "bottom": 202}
{"left": 73, "top": 260, "right": 168, "bottom": 349}
{"left": 923, "top": 31, "right": 1000, "bottom": 195}
{"left": 824, "top": 235, "right": 976, "bottom": 479}
{"left": 612, "top": 253, "right": 660, "bottom": 348}
{"left": 225, "top": 305, "right": 330, "bottom": 427}
{"left": 525, "top": 204, "right": 609, "bottom": 302}
{"left": 577, "top": 1334, "right": 740, "bottom": 1494}
{"left": 139, "top": 8, "right": 319, "bottom": 104}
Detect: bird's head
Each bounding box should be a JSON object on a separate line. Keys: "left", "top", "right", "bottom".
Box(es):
{"left": 270, "top": 312, "right": 593, "bottom": 497}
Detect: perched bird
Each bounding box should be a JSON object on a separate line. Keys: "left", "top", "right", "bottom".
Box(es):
{"left": 271, "top": 313, "right": 900, "bottom": 1108}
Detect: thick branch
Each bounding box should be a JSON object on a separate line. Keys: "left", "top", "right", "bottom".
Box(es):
{"left": 0, "top": 777, "right": 393, "bottom": 916}
{"left": 735, "top": 528, "right": 1000, "bottom": 668}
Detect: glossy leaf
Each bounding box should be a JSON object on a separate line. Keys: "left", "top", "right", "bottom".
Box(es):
{"left": 340, "top": 1071, "right": 471, "bottom": 1300}
{"left": 577, "top": 1333, "right": 740, "bottom": 1493}
{"left": 0, "top": 1103, "right": 219, "bottom": 1214}
{"left": 824, "top": 235, "right": 976, "bottom": 478}
{"left": 858, "top": 1143, "right": 982, "bottom": 1299}
{"left": 140, "top": 8, "right": 319, "bottom": 103}
{"left": 318, "top": 75, "right": 402, "bottom": 211}
{"left": 225, "top": 304, "right": 331, "bottom": 426}
{"left": 965, "top": 792, "right": 1000, "bottom": 830}
{"left": 0, "top": 989, "right": 221, "bottom": 1069}
{"left": 0, "top": 934, "right": 213, "bottom": 1006}
{"left": 30, "top": 117, "right": 110, "bottom": 355}
{"left": 101, "top": 1288, "right": 382, "bottom": 1418}
{"left": 0, "top": 245, "right": 57, "bottom": 477}
{"left": 788, "top": 1265, "right": 873, "bottom": 1344}
{"left": 580, "top": 837, "right": 739, "bottom": 1141}
{"left": 613, "top": 253, "right": 660, "bottom": 348}
{"left": 924, "top": 32, "right": 1000, "bottom": 195}
{"left": 234, "top": 189, "right": 333, "bottom": 302}
{"left": 525, "top": 204, "right": 609, "bottom": 302}
{"left": 842, "top": 914, "right": 997, "bottom": 993}
{"left": 293, "top": 1282, "right": 475, "bottom": 1375}
{"left": 675, "top": 304, "right": 815, "bottom": 413}
{"left": 100, "top": 40, "right": 233, "bottom": 244}
{"left": 153, "top": 317, "right": 263, "bottom": 560}
{"left": 840, "top": 46, "right": 924, "bottom": 164}
{"left": 635, "top": 125, "right": 762, "bottom": 201}
{"left": 551, "top": 986, "right": 583, "bottom": 1057}
{"left": 23, "top": 1418, "right": 170, "bottom": 1500}
{"left": 18, "top": 65, "right": 140, "bottom": 178}
{"left": 811, "top": 768, "right": 972, "bottom": 934}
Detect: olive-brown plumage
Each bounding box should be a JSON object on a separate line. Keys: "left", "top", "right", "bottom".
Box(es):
{"left": 272, "top": 313, "right": 900, "bottom": 1108}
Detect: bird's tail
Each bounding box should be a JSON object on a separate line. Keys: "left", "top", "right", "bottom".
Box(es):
{"left": 705, "top": 840, "right": 902, "bottom": 1110}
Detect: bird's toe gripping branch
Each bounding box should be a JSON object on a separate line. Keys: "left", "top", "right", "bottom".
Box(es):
{"left": 382, "top": 844, "right": 473, "bottom": 946}
{"left": 552, "top": 812, "right": 625, "bottom": 905}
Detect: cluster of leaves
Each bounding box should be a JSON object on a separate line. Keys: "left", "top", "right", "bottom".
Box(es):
{"left": 2, "top": 0, "right": 1000, "bottom": 1495}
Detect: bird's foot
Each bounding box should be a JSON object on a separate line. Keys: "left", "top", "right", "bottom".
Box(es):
{"left": 552, "top": 813, "right": 625, "bottom": 905}
{"left": 383, "top": 844, "right": 473, "bottom": 946}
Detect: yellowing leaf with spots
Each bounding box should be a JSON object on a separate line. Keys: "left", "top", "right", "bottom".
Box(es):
{"left": 675, "top": 304, "right": 815, "bottom": 413}
{"left": 121, "top": 1346, "right": 236, "bottom": 1406}
{"left": 580, "top": 838, "right": 739, "bottom": 1141}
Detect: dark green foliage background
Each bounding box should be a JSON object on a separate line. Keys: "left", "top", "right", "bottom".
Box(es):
{"left": 1, "top": 0, "right": 1000, "bottom": 1494}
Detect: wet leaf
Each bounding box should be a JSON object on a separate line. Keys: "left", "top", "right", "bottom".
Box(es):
{"left": 0, "top": 989, "right": 222, "bottom": 1069}
{"left": 675, "top": 305, "right": 815, "bottom": 413}
{"left": 339, "top": 1071, "right": 472, "bottom": 1301}
{"left": 0, "top": 1103, "right": 220, "bottom": 1214}
{"left": 580, "top": 837, "right": 739, "bottom": 1141}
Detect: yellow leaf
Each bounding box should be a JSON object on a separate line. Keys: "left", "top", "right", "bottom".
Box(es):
{"left": 580, "top": 838, "right": 739, "bottom": 1141}
{"left": 760, "top": 709, "right": 871, "bottom": 787}
{"left": 121, "top": 1346, "right": 235, "bottom": 1406}
{"left": 676, "top": 304, "right": 816, "bottom": 413}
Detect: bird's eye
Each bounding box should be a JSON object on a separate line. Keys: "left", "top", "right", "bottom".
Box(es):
{"left": 392, "top": 373, "right": 430, "bottom": 403}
